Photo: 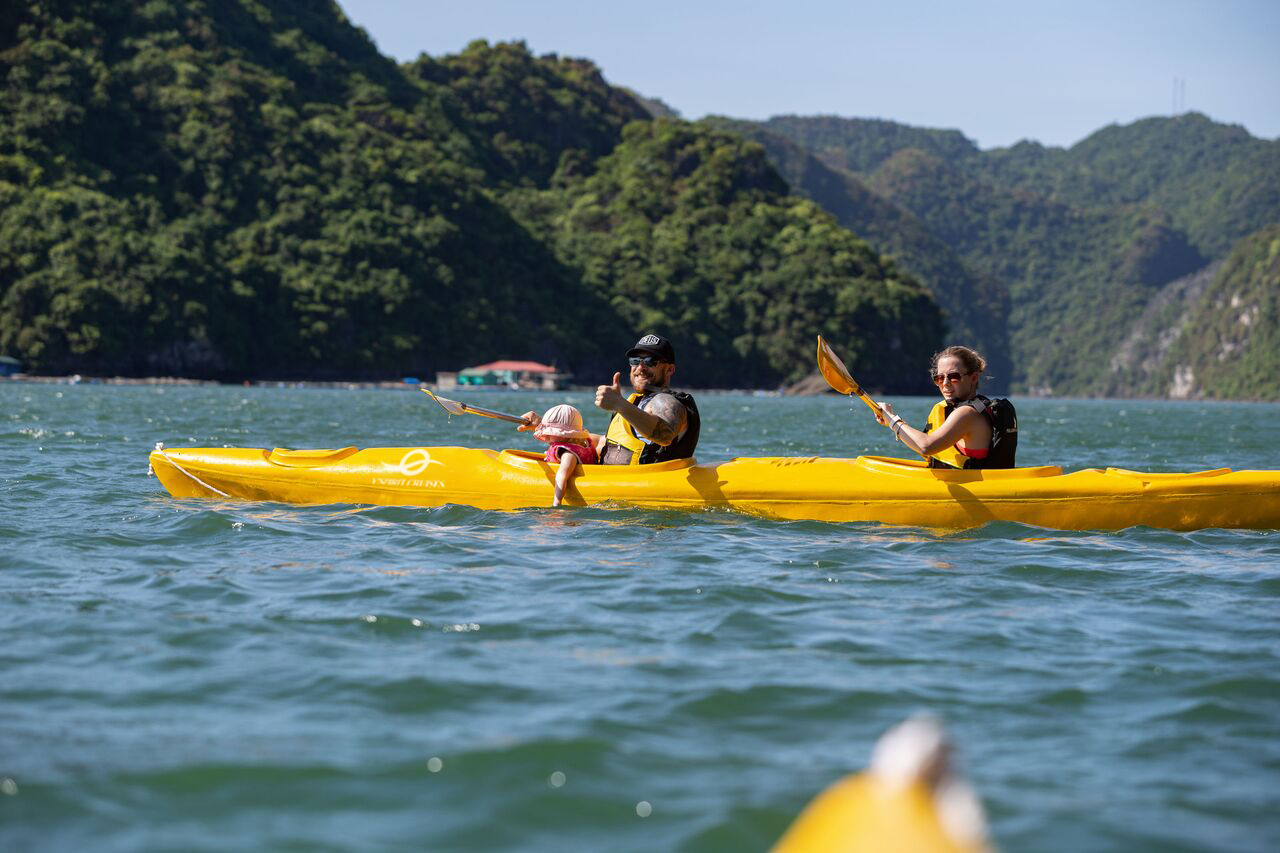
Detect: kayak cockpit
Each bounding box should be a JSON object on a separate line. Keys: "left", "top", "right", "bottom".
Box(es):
{"left": 267, "top": 446, "right": 359, "bottom": 467}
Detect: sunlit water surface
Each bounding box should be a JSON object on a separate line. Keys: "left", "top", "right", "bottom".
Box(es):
{"left": 2, "top": 384, "right": 1278, "bottom": 851}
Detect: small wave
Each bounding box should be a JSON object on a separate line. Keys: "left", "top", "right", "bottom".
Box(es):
{"left": 1032, "top": 686, "right": 1091, "bottom": 708}
{"left": 1181, "top": 674, "right": 1280, "bottom": 702}
{"left": 1153, "top": 698, "right": 1269, "bottom": 724}
{"left": 359, "top": 676, "right": 539, "bottom": 715}
{"left": 670, "top": 683, "right": 894, "bottom": 725}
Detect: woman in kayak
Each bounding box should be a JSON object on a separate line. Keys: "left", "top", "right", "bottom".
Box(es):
{"left": 532, "top": 404, "right": 598, "bottom": 506}
{"left": 873, "top": 346, "right": 1017, "bottom": 469}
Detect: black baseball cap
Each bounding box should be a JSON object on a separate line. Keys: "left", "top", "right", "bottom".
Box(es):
{"left": 626, "top": 334, "right": 675, "bottom": 363}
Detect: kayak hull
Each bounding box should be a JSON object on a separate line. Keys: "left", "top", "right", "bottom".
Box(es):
{"left": 147, "top": 445, "right": 1280, "bottom": 531}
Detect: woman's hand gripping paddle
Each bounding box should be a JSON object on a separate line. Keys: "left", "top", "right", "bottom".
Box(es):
{"left": 420, "top": 388, "right": 532, "bottom": 426}
{"left": 816, "top": 336, "right": 928, "bottom": 460}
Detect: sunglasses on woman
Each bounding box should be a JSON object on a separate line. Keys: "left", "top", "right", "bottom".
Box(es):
{"left": 628, "top": 356, "right": 663, "bottom": 367}
{"left": 933, "top": 371, "right": 971, "bottom": 385}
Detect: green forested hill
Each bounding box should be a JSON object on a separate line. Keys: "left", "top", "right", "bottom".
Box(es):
{"left": 758, "top": 115, "right": 981, "bottom": 175}
{"left": 981, "top": 114, "right": 1280, "bottom": 258}
{"left": 1160, "top": 225, "right": 1280, "bottom": 400}
{"left": 763, "top": 112, "right": 1279, "bottom": 265}
{"left": 0, "top": 1, "right": 942, "bottom": 390}
{"left": 507, "top": 120, "right": 944, "bottom": 387}
{"left": 1105, "top": 225, "right": 1280, "bottom": 401}
{"left": 703, "top": 117, "right": 1012, "bottom": 391}
{"left": 865, "top": 147, "right": 1206, "bottom": 394}
{"left": 1, "top": 1, "right": 591, "bottom": 377}
{"left": 753, "top": 113, "right": 1279, "bottom": 397}
{"left": 410, "top": 40, "right": 650, "bottom": 190}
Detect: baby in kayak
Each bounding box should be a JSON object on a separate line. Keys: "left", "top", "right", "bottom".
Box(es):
{"left": 533, "top": 404, "right": 599, "bottom": 506}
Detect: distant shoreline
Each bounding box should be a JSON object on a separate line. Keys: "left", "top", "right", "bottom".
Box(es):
{"left": 5, "top": 374, "right": 1278, "bottom": 402}
{"left": 0, "top": 374, "right": 784, "bottom": 396}
{"left": 4, "top": 374, "right": 415, "bottom": 390}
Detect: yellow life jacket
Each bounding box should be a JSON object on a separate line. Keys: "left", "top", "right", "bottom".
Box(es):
{"left": 603, "top": 390, "right": 701, "bottom": 465}
{"left": 925, "top": 401, "right": 970, "bottom": 470}
{"left": 604, "top": 392, "right": 649, "bottom": 465}
{"left": 924, "top": 395, "right": 1017, "bottom": 470}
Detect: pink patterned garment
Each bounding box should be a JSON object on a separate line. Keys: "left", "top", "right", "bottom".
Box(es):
{"left": 544, "top": 442, "right": 598, "bottom": 466}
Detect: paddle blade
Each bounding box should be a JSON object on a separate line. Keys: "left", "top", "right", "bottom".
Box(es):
{"left": 421, "top": 388, "right": 468, "bottom": 416}
{"left": 420, "top": 388, "right": 531, "bottom": 425}
{"left": 816, "top": 335, "right": 861, "bottom": 396}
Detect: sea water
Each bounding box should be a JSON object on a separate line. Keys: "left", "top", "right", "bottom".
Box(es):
{"left": 2, "top": 383, "right": 1278, "bottom": 851}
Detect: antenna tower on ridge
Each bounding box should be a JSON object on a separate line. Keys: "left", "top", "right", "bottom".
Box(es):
{"left": 1172, "top": 76, "right": 1187, "bottom": 114}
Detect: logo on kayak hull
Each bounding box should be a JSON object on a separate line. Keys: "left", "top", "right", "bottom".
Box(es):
{"left": 384, "top": 449, "right": 444, "bottom": 477}
{"left": 373, "top": 449, "right": 445, "bottom": 487}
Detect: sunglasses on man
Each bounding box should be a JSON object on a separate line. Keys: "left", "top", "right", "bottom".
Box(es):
{"left": 628, "top": 356, "right": 666, "bottom": 367}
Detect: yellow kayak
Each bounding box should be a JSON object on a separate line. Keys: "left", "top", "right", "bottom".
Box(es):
{"left": 774, "top": 716, "right": 989, "bottom": 853}
{"left": 147, "top": 443, "right": 1280, "bottom": 531}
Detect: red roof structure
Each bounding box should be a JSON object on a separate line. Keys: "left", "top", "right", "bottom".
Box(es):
{"left": 464, "top": 360, "right": 559, "bottom": 373}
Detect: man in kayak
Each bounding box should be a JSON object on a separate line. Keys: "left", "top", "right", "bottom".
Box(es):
{"left": 519, "top": 334, "right": 700, "bottom": 464}
{"left": 873, "top": 345, "right": 1017, "bottom": 469}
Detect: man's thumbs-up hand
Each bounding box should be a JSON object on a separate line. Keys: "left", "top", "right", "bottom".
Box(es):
{"left": 595, "top": 372, "right": 624, "bottom": 412}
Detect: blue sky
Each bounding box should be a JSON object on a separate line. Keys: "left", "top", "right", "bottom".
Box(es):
{"left": 337, "top": 0, "right": 1279, "bottom": 150}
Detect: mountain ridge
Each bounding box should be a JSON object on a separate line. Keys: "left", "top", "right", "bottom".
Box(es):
{"left": 747, "top": 112, "right": 1278, "bottom": 398}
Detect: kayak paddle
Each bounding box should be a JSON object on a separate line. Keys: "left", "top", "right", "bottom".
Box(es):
{"left": 816, "top": 335, "right": 887, "bottom": 418}
{"left": 421, "top": 388, "right": 531, "bottom": 425}
{"left": 817, "top": 335, "right": 928, "bottom": 459}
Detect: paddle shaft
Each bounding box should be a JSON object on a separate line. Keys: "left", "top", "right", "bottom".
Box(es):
{"left": 815, "top": 335, "right": 927, "bottom": 459}
{"left": 455, "top": 402, "right": 529, "bottom": 425}
{"left": 848, "top": 387, "right": 885, "bottom": 417}
{"left": 843, "top": 384, "right": 921, "bottom": 455}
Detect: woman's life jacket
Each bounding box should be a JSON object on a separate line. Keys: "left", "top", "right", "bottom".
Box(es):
{"left": 923, "top": 394, "right": 1017, "bottom": 469}
{"left": 603, "top": 390, "right": 700, "bottom": 464}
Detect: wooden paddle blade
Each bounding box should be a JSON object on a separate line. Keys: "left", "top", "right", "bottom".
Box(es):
{"left": 816, "top": 335, "right": 860, "bottom": 396}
